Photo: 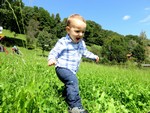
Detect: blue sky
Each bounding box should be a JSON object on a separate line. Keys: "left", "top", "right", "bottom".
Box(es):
{"left": 22, "top": 0, "right": 150, "bottom": 39}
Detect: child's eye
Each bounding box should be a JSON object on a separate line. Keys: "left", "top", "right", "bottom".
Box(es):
{"left": 75, "top": 30, "right": 80, "bottom": 33}
{"left": 75, "top": 31, "right": 85, "bottom": 34}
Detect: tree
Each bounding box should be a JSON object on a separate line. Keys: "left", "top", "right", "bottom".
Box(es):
{"left": 84, "top": 20, "right": 103, "bottom": 46}
{"left": 0, "top": 0, "right": 25, "bottom": 33}
{"left": 54, "top": 18, "right": 66, "bottom": 39}
{"left": 132, "top": 44, "right": 145, "bottom": 63}
{"left": 37, "top": 30, "right": 52, "bottom": 56}
{"left": 139, "top": 31, "right": 148, "bottom": 46}
{"left": 23, "top": 6, "right": 38, "bottom": 29}
{"left": 50, "top": 13, "right": 56, "bottom": 28}
{"left": 38, "top": 7, "right": 51, "bottom": 30}
{"left": 125, "top": 35, "right": 139, "bottom": 52}
{"left": 102, "top": 34, "right": 128, "bottom": 63}
{"left": 55, "top": 13, "right": 61, "bottom": 24}
{"left": 26, "top": 19, "right": 39, "bottom": 49}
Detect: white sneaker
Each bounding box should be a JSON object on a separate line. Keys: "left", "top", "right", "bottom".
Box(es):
{"left": 68, "top": 107, "right": 88, "bottom": 113}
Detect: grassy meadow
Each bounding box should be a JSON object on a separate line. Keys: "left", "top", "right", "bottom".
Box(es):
{"left": 0, "top": 47, "right": 150, "bottom": 113}
{"left": 2, "top": 29, "right": 26, "bottom": 41}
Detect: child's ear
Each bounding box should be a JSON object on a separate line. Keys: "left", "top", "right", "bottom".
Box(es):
{"left": 66, "top": 26, "right": 70, "bottom": 33}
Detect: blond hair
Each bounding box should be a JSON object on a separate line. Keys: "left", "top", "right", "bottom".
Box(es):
{"left": 66, "top": 14, "right": 86, "bottom": 26}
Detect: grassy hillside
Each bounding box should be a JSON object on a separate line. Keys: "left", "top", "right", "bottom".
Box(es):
{"left": 2, "top": 29, "right": 26, "bottom": 41}
{"left": 0, "top": 48, "right": 150, "bottom": 112}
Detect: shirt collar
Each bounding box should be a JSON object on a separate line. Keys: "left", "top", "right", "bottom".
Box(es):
{"left": 66, "top": 34, "right": 73, "bottom": 42}
{"left": 66, "top": 34, "right": 82, "bottom": 44}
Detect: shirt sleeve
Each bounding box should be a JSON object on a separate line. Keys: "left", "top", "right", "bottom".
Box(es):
{"left": 48, "top": 39, "right": 64, "bottom": 61}
{"left": 81, "top": 41, "right": 97, "bottom": 60}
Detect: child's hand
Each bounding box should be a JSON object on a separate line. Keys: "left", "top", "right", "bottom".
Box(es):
{"left": 48, "top": 59, "right": 57, "bottom": 66}
{"left": 95, "top": 56, "right": 99, "bottom": 63}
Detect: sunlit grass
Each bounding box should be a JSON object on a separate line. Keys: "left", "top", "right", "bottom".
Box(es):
{"left": 0, "top": 48, "right": 150, "bottom": 113}
{"left": 2, "top": 29, "right": 26, "bottom": 40}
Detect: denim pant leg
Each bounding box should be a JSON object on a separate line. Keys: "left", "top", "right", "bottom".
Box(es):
{"left": 55, "top": 67, "right": 82, "bottom": 108}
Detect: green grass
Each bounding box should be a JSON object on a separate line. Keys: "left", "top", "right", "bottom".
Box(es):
{"left": 0, "top": 48, "right": 150, "bottom": 113}
{"left": 2, "top": 29, "right": 26, "bottom": 41}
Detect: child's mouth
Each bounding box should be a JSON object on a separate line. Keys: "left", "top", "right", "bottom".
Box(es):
{"left": 76, "top": 38, "right": 80, "bottom": 41}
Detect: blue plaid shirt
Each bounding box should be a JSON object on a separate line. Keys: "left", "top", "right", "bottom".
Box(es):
{"left": 48, "top": 34, "right": 97, "bottom": 74}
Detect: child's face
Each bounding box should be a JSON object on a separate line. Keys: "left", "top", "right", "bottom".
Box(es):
{"left": 66, "top": 19, "right": 86, "bottom": 43}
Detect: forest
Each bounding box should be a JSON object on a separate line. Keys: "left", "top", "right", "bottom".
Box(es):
{"left": 0, "top": 0, "right": 150, "bottom": 65}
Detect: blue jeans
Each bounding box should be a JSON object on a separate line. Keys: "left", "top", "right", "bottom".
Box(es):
{"left": 55, "top": 67, "right": 82, "bottom": 108}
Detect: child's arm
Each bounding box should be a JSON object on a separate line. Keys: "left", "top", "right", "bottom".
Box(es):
{"left": 83, "top": 50, "right": 100, "bottom": 62}
{"left": 81, "top": 41, "right": 100, "bottom": 62}
{"left": 48, "top": 39, "right": 64, "bottom": 66}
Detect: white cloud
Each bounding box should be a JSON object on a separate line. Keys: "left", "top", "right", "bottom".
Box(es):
{"left": 144, "top": 7, "right": 150, "bottom": 11}
{"left": 140, "top": 15, "right": 150, "bottom": 24}
{"left": 123, "top": 15, "right": 131, "bottom": 20}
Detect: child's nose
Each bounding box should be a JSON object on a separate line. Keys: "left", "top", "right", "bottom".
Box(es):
{"left": 79, "top": 32, "right": 83, "bottom": 37}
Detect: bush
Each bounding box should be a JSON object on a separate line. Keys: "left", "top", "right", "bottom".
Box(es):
{"left": 1, "top": 36, "right": 26, "bottom": 47}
